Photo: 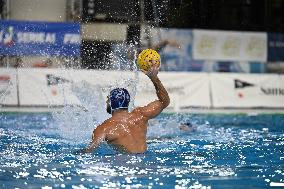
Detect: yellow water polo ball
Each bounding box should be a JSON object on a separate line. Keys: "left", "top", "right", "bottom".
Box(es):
{"left": 137, "top": 49, "right": 160, "bottom": 71}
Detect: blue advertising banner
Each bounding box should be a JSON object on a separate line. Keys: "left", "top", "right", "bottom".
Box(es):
{"left": 147, "top": 28, "right": 198, "bottom": 71}
{"left": 0, "top": 20, "right": 81, "bottom": 56}
{"left": 268, "top": 33, "right": 284, "bottom": 62}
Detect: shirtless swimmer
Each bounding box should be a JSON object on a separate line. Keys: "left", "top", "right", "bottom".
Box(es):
{"left": 78, "top": 59, "right": 170, "bottom": 153}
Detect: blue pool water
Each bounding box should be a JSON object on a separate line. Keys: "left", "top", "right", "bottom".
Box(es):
{"left": 0, "top": 112, "right": 284, "bottom": 189}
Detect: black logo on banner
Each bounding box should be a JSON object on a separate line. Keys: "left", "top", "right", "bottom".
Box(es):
{"left": 234, "top": 79, "right": 284, "bottom": 96}
{"left": 261, "top": 87, "right": 284, "bottom": 96}
{"left": 234, "top": 79, "right": 254, "bottom": 89}
{"left": 0, "top": 26, "right": 15, "bottom": 46}
{"left": 46, "top": 74, "right": 71, "bottom": 86}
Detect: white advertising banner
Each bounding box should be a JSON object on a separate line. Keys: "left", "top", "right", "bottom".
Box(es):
{"left": 62, "top": 69, "right": 139, "bottom": 111}
{"left": 17, "top": 68, "right": 284, "bottom": 110}
{"left": 18, "top": 68, "right": 77, "bottom": 106}
{"left": 0, "top": 68, "right": 18, "bottom": 106}
{"left": 18, "top": 68, "right": 139, "bottom": 107}
{"left": 18, "top": 68, "right": 211, "bottom": 110}
{"left": 193, "top": 29, "right": 267, "bottom": 62}
{"left": 136, "top": 72, "right": 211, "bottom": 110}
{"left": 211, "top": 73, "right": 284, "bottom": 108}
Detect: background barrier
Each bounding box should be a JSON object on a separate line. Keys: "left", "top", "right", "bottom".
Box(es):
{"left": 18, "top": 68, "right": 138, "bottom": 107}
{"left": 1, "top": 68, "right": 284, "bottom": 110}
{"left": 0, "top": 68, "right": 18, "bottom": 106}
{"left": 0, "top": 20, "right": 81, "bottom": 56}
{"left": 193, "top": 29, "right": 267, "bottom": 62}
{"left": 210, "top": 73, "right": 284, "bottom": 108}
{"left": 136, "top": 72, "right": 211, "bottom": 110}
{"left": 18, "top": 68, "right": 76, "bottom": 106}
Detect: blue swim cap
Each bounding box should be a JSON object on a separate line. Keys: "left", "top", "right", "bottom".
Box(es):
{"left": 109, "top": 88, "right": 130, "bottom": 112}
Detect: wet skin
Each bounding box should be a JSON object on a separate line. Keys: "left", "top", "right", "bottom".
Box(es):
{"left": 80, "top": 59, "right": 170, "bottom": 154}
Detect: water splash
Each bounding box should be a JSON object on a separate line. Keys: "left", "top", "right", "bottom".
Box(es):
{"left": 51, "top": 81, "right": 109, "bottom": 144}
{"left": 51, "top": 45, "right": 139, "bottom": 144}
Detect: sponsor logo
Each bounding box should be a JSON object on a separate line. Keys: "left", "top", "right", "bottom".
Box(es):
{"left": 46, "top": 74, "right": 71, "bottom": 86}
{"left": 0, "top": 26, "right": 14, "bottom": 46}
{"left": 234, "top": 79, "right": 284, "bottom": 97}
{"left": 0, "top": 75, "right": 11, "bottom": 95}
{"left": 63, "top": 34, "right": 81, "bottom": 44}
{"left": 17, "top": 32, "right": 56, "bottom": 44}
{"left": 46, "top": 74, "right": 71, "bottom": 96}
{"left": 234, "top": 79, "right": 254, "bottom": 89}
{"left": 261, "top": 87, "right": 284, "bottom": 96}
{"left": 0, "top": 75, "right": 11, "bottom": 82}
{"left": 1, "top": 26, "right": 80, "bottom": 45}
{"left": 141, "top": 82, "right": 184, "bottom": 94}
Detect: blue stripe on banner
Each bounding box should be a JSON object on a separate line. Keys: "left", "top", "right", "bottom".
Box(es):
{"left": 0, "top": 20, "right": 81, "bottom": 56}
{"left": 268, "top": 33, "right": 284, "bottom": 62}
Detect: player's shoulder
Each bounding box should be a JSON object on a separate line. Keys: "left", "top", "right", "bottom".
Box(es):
{"left": 95, "top": 118, "right": 113, "bottom": 130}
{"left": 131, "top": 106, "right": 143, "bottom": 114}
{"left": 131, "top": 107, "right": 149, "bottom": 119}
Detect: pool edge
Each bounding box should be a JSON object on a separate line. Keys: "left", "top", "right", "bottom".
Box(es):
{"left": 1, "top": 107, "right": 284, "bottom": 115}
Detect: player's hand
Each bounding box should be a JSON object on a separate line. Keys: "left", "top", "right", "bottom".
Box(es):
{"left": 141, "top": 58, "right": 160, "bottom": 79}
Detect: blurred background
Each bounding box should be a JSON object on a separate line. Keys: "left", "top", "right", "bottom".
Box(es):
{"left": 0, "top": 0, "right": 284, "bottom": 112}
{"left": 1, "top": 2, "right": 284, "bottom": 189}
{"left": 0, "top": 0, "right": 283, "bottom": 73}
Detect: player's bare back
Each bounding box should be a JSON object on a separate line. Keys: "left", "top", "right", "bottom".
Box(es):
{"left": 78, "top": 56, "right": 170, "bottom": 154}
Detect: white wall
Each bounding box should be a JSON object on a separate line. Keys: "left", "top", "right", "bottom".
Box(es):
{"left": 81, "top": 23, "right": 127, "bottom": 41}
{"left": 9, "top": 0, "right": 66, "bottom": 22}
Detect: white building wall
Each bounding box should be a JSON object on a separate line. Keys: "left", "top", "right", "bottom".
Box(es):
{"left": 81, "top": 23, "right": 127, "bottom": 41}
{"left": 9, "top": 0, "right": 66, "bottom": 22}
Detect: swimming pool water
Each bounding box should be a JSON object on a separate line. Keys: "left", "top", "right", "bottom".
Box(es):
{"left": 0, "top": 112, "right": 283, "bottom": 189}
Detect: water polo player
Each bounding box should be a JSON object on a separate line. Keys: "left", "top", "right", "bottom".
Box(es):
{"left": 78, "top": 58, "right": 170, "bottom": 153}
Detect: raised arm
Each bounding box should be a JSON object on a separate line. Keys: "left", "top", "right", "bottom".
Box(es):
{"left": 138, "top": 59, "right": 170, "bottom": 119}
{"left": 151, "top": 39, "right": 181, "bottom": 52}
